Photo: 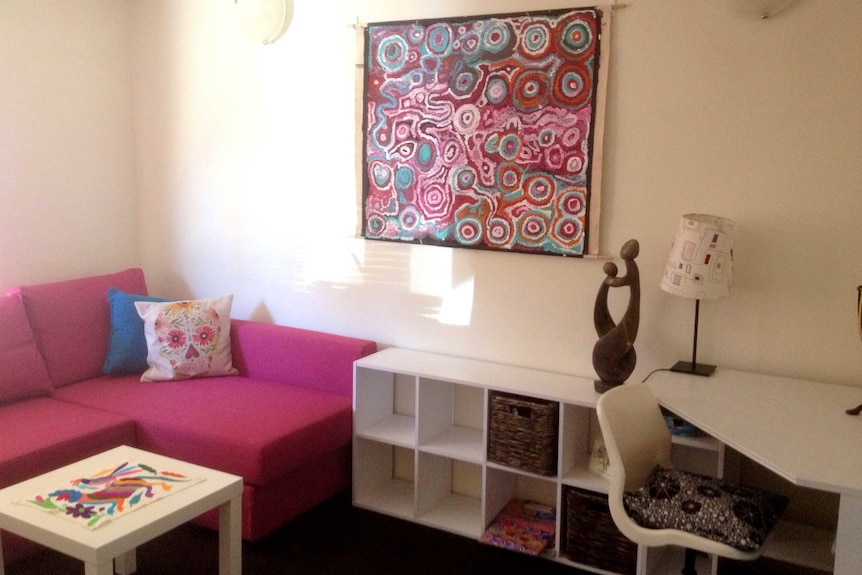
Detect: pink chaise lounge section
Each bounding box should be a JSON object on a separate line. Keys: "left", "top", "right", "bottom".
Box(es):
{"left": 0, "top": 285, "right": 139, "bottom": 563}
{"left": 1, "top": 268, "right": 376, "bottom": 563}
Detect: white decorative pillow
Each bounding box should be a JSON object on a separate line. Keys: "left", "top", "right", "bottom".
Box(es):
{"left": 134, "top": 294, "right": 238, "bottom": 382}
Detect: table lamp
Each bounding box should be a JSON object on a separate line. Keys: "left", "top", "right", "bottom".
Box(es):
{"left": 659, "top": 214, "right": 734, "bottom": 376}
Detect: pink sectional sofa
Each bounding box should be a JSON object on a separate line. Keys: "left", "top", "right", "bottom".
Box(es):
{"left": 0, "top": 268, "right": 376, "bottom": 563}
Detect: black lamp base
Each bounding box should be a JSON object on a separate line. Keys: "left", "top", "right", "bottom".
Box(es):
{"left": 669, "top": 360, "right": 716, "bottom": 377}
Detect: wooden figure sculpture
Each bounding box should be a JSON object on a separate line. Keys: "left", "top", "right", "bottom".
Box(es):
{"left": 592, "top": 239, "right": 640, "bottom": 393}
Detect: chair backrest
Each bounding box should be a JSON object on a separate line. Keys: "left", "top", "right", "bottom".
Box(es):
{"left": 596, "top": 383, "right": 760, "bottom": 559}
{"left": 597, "top": 383, "right": 672, "bottom": 493}
{"left": 597, "top": 383, "right": 681, "bottom": 549}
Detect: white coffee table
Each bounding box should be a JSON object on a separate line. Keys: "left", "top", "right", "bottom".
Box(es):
{"left": 0, "top": 445, "right": 242, "bottom": 575}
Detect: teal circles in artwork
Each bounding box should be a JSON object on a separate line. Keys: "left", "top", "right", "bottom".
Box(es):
{"left": 559, "top": 15, "right": 595, "bottom": 57}
{"left": 415, "top": 140, "right": 437, "bottom": 172}
{"left": 496, "top": 162, "right": 523, "bottom": 194}
{"left": 452, "top": 165, "right": 477, "bottom": 191}
{"left": 450, "top": 61, "right": 480, "bottom": 97}
{"left": 486, "top": 76, "right": 508, "bottom": 105}
{"left": 524, "top": 173, "right": 555, "bottom": 207}
{"left": 553, "top": 62, "right": 591, "bottom": 108}
{"left": 426, "top": 23, "right": 453, "bottom": 56}
{"left": 399, "top": 206, "right": 422, "bottom": 232}
{"left": 521, "top": 21, "right": 552, "bottom": 59}
{"left": 554, "top": 217, "right": 583, "bottom": 246}
{"left": 498, "top": 134, "right": 521, "bottom": 161}
{"left": 483, "top": 133, "right": 521, "bottom": 162}
{"left": 487, "top": 216, "right": 514, "bottom": 247}
{"left": 406, "top": 24, "right": 424, "bottom": 44}
{"left": 366, "top": 214, "right": 386, "bottom": 237}
{"left": 513, "top": 69, "right": 551, "bottom": 112}
{"left": 517, "top": 212, "right": 550, "bottom": 245}
{"left": 558, "top": 188, "right": 587, "bottom": 216}
{"left": 370, "top": 161, "right": 392, "bottom": 188}
{"left": 394, "top": 166, "right": 414, "bottom": 191}
{"left": 539, "top": 128, "right": 556, "bottom": 147}
{"left": 458, "top": 30, "right": 482, "bottom": 57}
{"left": 455, "top": 216, "right": 484, "bottom": 245}
{"left": 481, "top": 20, "right": 514, "bottom": 56}
{"left": 376, "top": 35, "right": 408, "bottom": 72}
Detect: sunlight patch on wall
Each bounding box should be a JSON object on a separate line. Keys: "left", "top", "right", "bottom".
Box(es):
{"left": 280, "top": 235, "right": 475, "bottom": 326}
{"left": 409, "top": 246, "right": 474, "bottom": 326}
{"left": 426, "top": 276, "right": 475, "bottom": 326}
{"left": 298, "top": 237, "right": 367, "bottom": 290}
{"left": 408, "top": 247, "right": 451, "bottom": 297}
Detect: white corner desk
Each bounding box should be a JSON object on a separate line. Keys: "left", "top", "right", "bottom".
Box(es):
{"left": 647, "top": 368, "right": 862, "bottom": 575}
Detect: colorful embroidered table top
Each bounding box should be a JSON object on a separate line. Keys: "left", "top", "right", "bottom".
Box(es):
{"left": 20, "top": 460, "right": 204, "bottom": 529}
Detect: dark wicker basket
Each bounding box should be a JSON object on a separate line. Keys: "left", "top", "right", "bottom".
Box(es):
{"left": 487, "top": 392, "right": 559, "bottom": 476}
{"left": 564, "top": 486, "right": 637, "bottom": 575}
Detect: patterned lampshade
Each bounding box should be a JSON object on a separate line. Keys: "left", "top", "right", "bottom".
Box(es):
{"left": 660, "top": 214, "right": 734, "bottom": 301}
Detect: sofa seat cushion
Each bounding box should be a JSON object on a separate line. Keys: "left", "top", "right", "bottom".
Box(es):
{"left": 51, "top": 375, "right": 352, "bottom": 486}
{"left": 0, "top": 397, "right": 137, "bottom": 488}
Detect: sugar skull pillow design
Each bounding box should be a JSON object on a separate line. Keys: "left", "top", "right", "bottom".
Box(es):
{"left": 135, "top": 294, "right": 237, "bottom": 381}
{"left": 155, "top": 300, "right": 221, "bottom": 377}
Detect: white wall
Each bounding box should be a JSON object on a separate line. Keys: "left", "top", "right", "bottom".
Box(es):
{"left": 0, "top": 0, "right": 856, "bottom": 529}
{"left": 1, "top": 0, "right": 859, "bottom": 390}
{"left": 129, "top": 0, "right": 862, "bottom": 388}
{"left": 0, "top": 1, "right": 139, "bottom": 287}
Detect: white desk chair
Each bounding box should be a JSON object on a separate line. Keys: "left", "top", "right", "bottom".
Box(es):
{"left": 596, "top": 383, "right": 784, "bottom": 575}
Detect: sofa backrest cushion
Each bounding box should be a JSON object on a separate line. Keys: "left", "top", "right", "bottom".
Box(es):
{"left": 230, "top": 319, "right": 377, "bottom": 396}
{"left": 9, "top": 268, "right": 148, "bottom": 387}
{"left": 0, "top": 295, "right": 52, "bottom": 403}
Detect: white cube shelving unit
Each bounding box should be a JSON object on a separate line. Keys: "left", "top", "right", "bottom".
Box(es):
{"left": 353, "top": 348, "right": 723, "bottom": 575}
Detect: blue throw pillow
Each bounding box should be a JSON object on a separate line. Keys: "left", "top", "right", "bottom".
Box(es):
{"left": 103, "top": 288, "right": 169, "bottom": 374}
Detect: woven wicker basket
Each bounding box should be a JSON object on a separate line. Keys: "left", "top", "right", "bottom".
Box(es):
{"left": 487, "top": 392, "right": 559, "bottom": 476}
{"left": 564, "top": 486, "right": 637, "bottom": 574}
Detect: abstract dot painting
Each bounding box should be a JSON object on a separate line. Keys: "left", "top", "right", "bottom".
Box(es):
{"left": 362, "top": 8, "right": 602, "bottom": 257}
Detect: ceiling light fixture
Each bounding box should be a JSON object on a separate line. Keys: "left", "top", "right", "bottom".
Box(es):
{"left": 235, "top": 0, "right": 293, "bottom": 45}
{"left": 724, "top": 0, "right": 801, "bottom": 19}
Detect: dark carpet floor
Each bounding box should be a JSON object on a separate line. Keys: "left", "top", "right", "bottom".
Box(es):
{"left": 6, "top": 491, "right": 828, "bottom": 575}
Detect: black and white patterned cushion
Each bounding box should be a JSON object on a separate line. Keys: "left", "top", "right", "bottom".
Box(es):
{"left": 623, "top": 467, "right": 788, "bottom": 552}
